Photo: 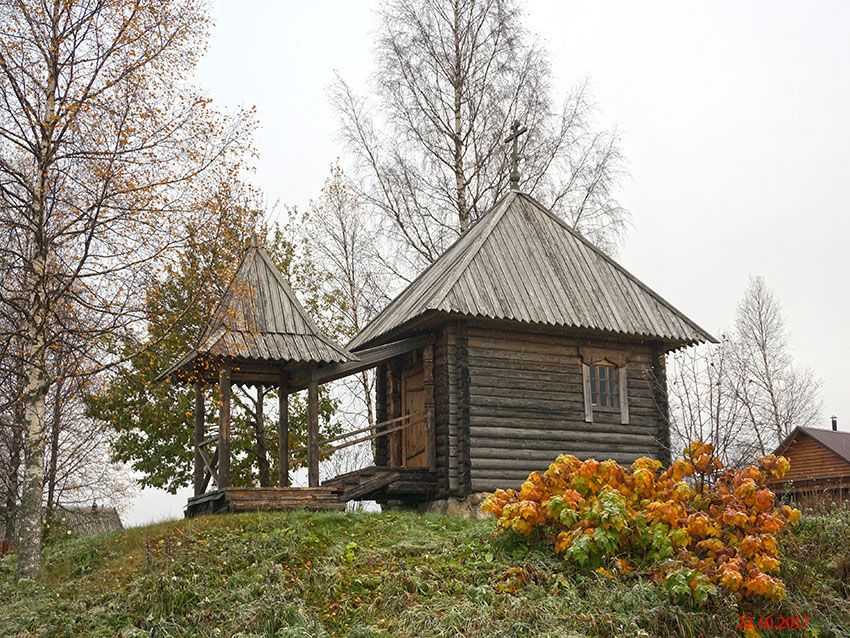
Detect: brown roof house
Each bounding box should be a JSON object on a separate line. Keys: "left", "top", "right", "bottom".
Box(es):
{"left": 771, "top": 418, "right": 850, "bottom": 509}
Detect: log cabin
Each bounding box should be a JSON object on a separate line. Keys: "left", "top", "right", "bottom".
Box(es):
{"left": 770, "top": 420, "right": 850, "bottom": 509}
{"left": 323, "top": 188, "right": 716, "bottom": 511}
{"left": 163, "top": 184, "right": 715, "bottom": 516}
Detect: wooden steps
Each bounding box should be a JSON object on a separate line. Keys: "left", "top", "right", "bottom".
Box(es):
{"left": 185, "top": 486, "right": 345, "bottom": 518}
{"left": 185, "top": 467, "right": 439, "bottom": 517}
{"left": 323, "top": 466, "right": 437, "bottom": 503}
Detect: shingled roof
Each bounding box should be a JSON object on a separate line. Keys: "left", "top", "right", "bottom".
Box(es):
{"left": 349, "top": 191, "right": 715, "bottom": 350}
{"left": 163, "top": 245, "right": 352, "bottom": 380}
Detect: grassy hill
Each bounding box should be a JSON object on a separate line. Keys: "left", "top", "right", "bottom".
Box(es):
{"left": 1, "top": 509, "right": 849, "bottom": 637}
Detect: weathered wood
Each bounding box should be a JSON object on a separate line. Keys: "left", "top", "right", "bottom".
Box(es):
{"left": 375, "top": 363, "right": 388, "bottom": 466}
{"left": 457, "top": 322, "right": 471, "bottom": 495}
{"left": 423, "top": 344, "right": 437, "bottom": 470}
{"left": 619, "top": 365, "right": 630, "bottom": 425}
{"left": 388, "top": 362, "right": 402, "bottom": 466}
{"left": 581, "top": 363, "right": 593, "bottom": 422}
{"left": 278, "top": 374, "right": 289, "bottom": 487}
{"left": 218, "top": 363, "right": 231, "bottom": 489}
{"left": 193, "top": 381, "right": 205, "bottom": 496}
{"left": 472, "top": 444, "right": 657, "bottom": 461}
{"left": 307, "top": 374, "right": 319, "bottom": 487}
{"left": 342, "top": 470, "right": 402, "bottom": 501}
{"left": 470, "top": 428, "right": 659, "bottom": 447}
{"left": 286, "top": 333, "right": 434, "bottom": 391}
{"left": 184, "top": 486, "right": 346, "bottom": 518}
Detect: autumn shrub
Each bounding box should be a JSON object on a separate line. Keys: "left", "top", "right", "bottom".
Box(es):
{"left": 481, "top": 441, "right": 801, "bottom": 604}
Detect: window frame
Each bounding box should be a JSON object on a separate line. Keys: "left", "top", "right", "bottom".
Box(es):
{"left": 582, "top": 357, "right": 630, "bottom": 425}
{"left": 588, "top": 363, "right": 620, "bottom": 412}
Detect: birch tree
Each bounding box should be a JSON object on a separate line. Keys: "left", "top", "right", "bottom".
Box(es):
{"left": 333, "top": 0, "right": 628, "bottom": 275}
{"left": 732, "top": 276, "right": 821, "bottom": 455}
{"left": 668, "top": 277, "right": 822, "bottom": 465}
{"left": 0, "top": 0, "right": 253, "bottom": 578}
{"left": 306, "top": 165, "right": 387, "bottom": 428}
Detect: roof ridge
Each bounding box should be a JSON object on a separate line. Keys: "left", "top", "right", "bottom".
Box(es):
{"left": 517, "top": 193, "right": 717, "bottom": 344}
{"left": 429, "top": 192, "right": 518, "bottom": 312}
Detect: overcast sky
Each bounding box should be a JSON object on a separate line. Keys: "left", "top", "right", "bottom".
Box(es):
{"left": 124, "top": 1, "right": 850, "bottom": 526}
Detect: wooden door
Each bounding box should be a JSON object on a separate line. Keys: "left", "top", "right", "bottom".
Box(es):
{"left": 401, "top": 366, "right": 428, "bottom": 468}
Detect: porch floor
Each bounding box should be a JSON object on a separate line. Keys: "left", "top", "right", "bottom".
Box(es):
{"left": 185, "top": 486, "right": 345, "bottom": 518}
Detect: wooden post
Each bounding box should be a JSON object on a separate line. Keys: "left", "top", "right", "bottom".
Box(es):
{"left": 423, "top": 344, "right": 437, "bottom": 471}
{"left": 278, "top": 373, "right": 289, "bottom": 487}
{"left": 307, "top": 371, "right": 319, "bottom": 487}
{"left": 193, "top": 380, "right": 205, "bottom": 496}
{"left": 374, "top": 364, "right": 388, "bottom": 466}
{"left": 218, "top": 363, "right": 231, "bottom": 489}
{"left": 388, "top": 362, "right": 402, "bottom": 467}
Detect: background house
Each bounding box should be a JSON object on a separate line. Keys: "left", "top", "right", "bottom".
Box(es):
{"left": 771, "top": 418, "right": 850, "bottom": 509}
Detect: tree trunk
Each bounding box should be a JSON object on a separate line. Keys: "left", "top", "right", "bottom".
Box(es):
{"left": 46, "top": 378, "right": 63, "bottom": 512}
{"left": 3, "top": 404, "right": 24, "bottom": 543}
{"left": 253, "top": 388, "right": 271, "bottom": 487}
{"left": 17, "top": 306, "right": 50, "bottom": 580}
{"left": 17, "top": 2, "right": 60, "bottom": 580}
{"left": 452, "top": 0, "right": 468, "bottom": 233}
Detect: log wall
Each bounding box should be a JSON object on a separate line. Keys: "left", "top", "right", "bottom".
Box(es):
{"left": 464, "top": 325, "right": 667, "bottom": 493}
{"left": 779, "top": 435, "right": 850, "bottom": 482}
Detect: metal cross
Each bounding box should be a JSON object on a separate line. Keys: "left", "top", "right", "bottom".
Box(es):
{"left": 504, "top": 119, "right": 528, "bottom": 191}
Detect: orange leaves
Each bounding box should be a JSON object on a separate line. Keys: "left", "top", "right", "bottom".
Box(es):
{"left": 743, "top": 569, "right": 785, "bottom": 598}
{"left": 719, "top": 564, "right": 744, "bottom": 591}
{"left": 780, "top": 505, "right": 802, "bottom": 526}
{"left": 481, "top": 441, "right": 801, "bottom": 603}
{"left": 759, "top": 454, "right": 791, "bottom": 479}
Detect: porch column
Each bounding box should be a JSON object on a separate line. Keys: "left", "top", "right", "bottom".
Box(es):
{"left": 278, "top": 373, "right": 289, "bottom": 487}
{"left": 374, "top": 364, "right": 388, "bottom": 466}
{"left": 423, "top": 344, "right": 437, "bottom": 471}
{"left": 307, "top": 371, "right": 320, "bottom": 487}
{"left": 388, "top": 362, "right": 402, "bottom": 467}
{"left": 218, "top": 363, "right": 232, "bottom": 489}
{"left": 193, "top": 380, "right": 205, "bottom": 496}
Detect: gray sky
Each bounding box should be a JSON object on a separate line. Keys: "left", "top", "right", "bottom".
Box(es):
{"left": 124, "top": 0, "right": 850, "bottom": 525}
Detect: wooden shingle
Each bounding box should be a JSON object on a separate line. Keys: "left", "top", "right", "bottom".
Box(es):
{"left": 349, "top": 192, "right": 716, "bottom": 351}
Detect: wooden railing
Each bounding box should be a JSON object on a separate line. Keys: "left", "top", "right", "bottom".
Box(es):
{"left": 292, "top": 413, "right": 421, "bottom": 456}
{"left": 198, "top": 413, "right": 423, "bottom": 494}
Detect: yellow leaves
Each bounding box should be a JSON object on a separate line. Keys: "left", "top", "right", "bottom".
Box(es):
{"left": 719, "top": 564, "right": 743, "bottom": 591}
{"left": 632, "top": 457, "right": 662, "bottom": 473}
{"left": 738, "top": 535, "right": 762, "bottom": 558}
{"left": 759, "top": 454, "right": 791, "bottom": 479}
{"left": 780, "top": 505, "right": 802, "bottom": 526}
{"left": 480, "top": 441, "right": 797, "bottom": 602}
{"left": 686, "top": 513, "right": 714, "bottom": 539}
{"left": 554, "top": 529, "right": 579, "bottom": 554}
{"left": 696, "top": 538, "right": 724, "bottom": 555}
{"left": 519, "top": 472, "right": 547, "bottom": 501}
{"left": 721, "top": 508, "right": 749, "bottom": 529}
{"left": 754, "top": 554, "right": 780, "bottom": 574}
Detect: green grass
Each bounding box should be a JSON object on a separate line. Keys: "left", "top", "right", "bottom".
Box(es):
{"left": 1, "top": 508, "right": 849, "bottom": 637}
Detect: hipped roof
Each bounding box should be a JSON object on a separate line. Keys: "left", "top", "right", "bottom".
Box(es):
{"left": 349, "top": 191, "right": 715, "bottom": 351}
{"left": 162, "top": 245, "right": 352, "bottom": 381}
